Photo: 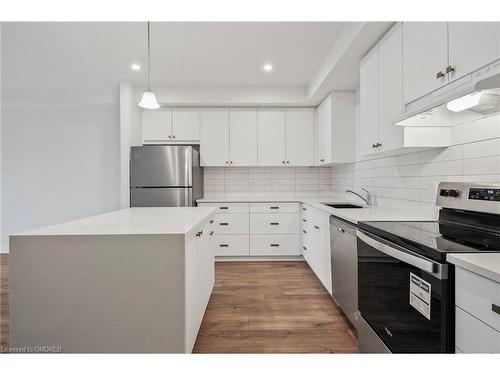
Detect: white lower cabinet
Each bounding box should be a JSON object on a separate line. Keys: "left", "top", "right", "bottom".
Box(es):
{"left": 250, "top": 213, "right": 300, "bottom": 234}
{"left": 455, "top": 267, "right": 500, "bottom": 353}
{"left": 185, "top": 218, "right": 215, "bottom": 352}
{"left": 212, "top": 213, "right": 249, "bottom": 235}
{"left": 301, "top": 204, "right": 332, "bottom": 294}
{"left": 250, "top": 235, "right": 300, "bottom": 256}
{"left": 213, "top": 234, "right": 249, "bottom": 256}
{"left": 198, "top": 202, "right": 301, "bottom": 257}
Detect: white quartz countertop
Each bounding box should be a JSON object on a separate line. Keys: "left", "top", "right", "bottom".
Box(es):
{"left": 447, "top": 253, "right": 500, "bottom": 283}
{"left": 14, "top": 207, "right": 216, "bottom": 236}
{"left": 197, "top": 194, "right": 435, "bottom": 224}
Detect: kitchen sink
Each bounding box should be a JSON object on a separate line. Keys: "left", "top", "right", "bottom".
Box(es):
{"left": 322, "top": 203, "right": 364, "bottom": 209}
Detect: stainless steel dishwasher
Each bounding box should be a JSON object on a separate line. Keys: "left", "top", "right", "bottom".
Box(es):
{"left": 329, "top": 216, "right": 358, "bottom": 327}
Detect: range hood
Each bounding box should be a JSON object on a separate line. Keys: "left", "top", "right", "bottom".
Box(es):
{"left": 395, "top": 72, "right": 500, "bottom": 127}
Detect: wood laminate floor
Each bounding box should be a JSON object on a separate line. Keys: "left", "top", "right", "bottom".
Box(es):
{"left": 193, "top": 261, "right": 357, "bottom": 353}
{"left": 0, "top": 256, "right": 357, "bottom": 353}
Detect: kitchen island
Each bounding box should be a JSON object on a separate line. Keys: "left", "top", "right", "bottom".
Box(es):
{"left": 9, "top": 207, "right": 216, "bottom": 353}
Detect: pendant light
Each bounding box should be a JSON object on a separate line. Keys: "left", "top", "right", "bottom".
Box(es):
{"left": 138, "top": 22, "right": 160, "bottom": 109}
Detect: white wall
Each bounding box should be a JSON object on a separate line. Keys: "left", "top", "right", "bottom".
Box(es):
{"left": 1, "top": 84, "right": 121, "bottom": 252}
{"left": 331, "top": 115, "right": 500, "bottom": 219}
{"left": 204, "top": 166, "right": 332, "bottom": 199}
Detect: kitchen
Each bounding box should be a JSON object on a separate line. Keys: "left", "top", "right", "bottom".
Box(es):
{"left": 1, "top": 3, "right": 500, "bottom": 372}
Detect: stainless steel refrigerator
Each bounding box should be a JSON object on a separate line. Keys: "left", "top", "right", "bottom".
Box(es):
{"left": 130, "top": 145, "right": 204, "bottom": 207}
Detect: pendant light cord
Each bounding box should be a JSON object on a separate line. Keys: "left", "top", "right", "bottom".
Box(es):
{"left": 147, "top": 21, "right": 151, "bottom": 90}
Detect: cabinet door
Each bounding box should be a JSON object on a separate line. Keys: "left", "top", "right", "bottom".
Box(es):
{"left": 286, "top": 108, "right": 314, "bottom": 166}
{"left": 403, "top": 22, "right": 448, "bottom": 103}
{"left": 142, "top": 109, "right": 172, "bottom": 143}
{"left": 200, "top": 108, "right": 230, "bottom": 166}
{"left": 448, "top": 22, "right": 500, "bottom": 82}
{"left": 172, "top": 108, "right": 200, "bottom": 141}
{"left": 184, "top": 231, "right": 200, "bottom": 353}
{"left": 316, "top": 96, "right": 332, "bottom": 165}
{"left": 198, "top": 222, "right": 215, "bottom": 310}
{"left": 229, "top": 109, "right": 258, "bottom": 166}
{"left": 359, "top": 46, "right": 380, "bottom": 156}
{"left": 257, "top": 109, "right": 286, "bottom": 166}
{"left": 378, "top": 23, "right": 404, "bottom": 152}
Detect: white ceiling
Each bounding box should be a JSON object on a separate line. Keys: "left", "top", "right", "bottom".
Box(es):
{"left": 2, "top": 22, "right": 345, "bottom": 88}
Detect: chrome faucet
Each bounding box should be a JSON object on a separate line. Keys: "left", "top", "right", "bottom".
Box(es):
{"left": 345, "top": 188, "right": 372, "bottom": 206}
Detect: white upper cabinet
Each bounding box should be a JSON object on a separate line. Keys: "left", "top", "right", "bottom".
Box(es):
{"left": 229, "top": 109, "right": 258, "bottom": 166}
{"left": 172, "top": 109, "right": 200, "bottom": 141}
{"left": 200, "top": 108, "right": 230, "bottom": 166}
{"left": 403, "top": 22, "right": 448, "bottom": 104}
{"left": 285, "top": 108, "right": 314, "bottom": 166}
{"left": 378, "top": 23, "right": 404, "bottom": 153}
{"left": 315, "top": 93, "right": 356, "bottom": 165}
{"left": 315, "top": 96, "right": 332, "bottom": 165}
{"left": 403, "top": 22, "right": 500, "bottom": 106}
{"left": 359, "top": 46, "right": 380, "bottom": 157}
{"left": 142, "top": 110, "right": 172, "bottom": 143}
{"left": 448, "top": 22, "right": 500, "bottom": 83}
{"left": 257, "top": 109, "right": 286, "bottom": 166}
{"left": 142, "top": 108, "right": 200, "bottom": 143}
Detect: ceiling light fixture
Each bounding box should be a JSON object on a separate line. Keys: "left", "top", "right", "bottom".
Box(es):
{"left": 263, "top": 63, "right": 273, "bottom": 72}
{"left": 138, "top": 22, "right": 160, "bottom": 110}
{"left": 131, "top": 63, "right": 142, "bottom": 71}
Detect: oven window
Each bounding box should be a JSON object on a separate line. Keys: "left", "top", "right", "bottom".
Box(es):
{"left": 357, "top": 237, "right": 453, "bottom": 353}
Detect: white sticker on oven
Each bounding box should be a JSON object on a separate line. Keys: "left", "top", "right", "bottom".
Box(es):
{"left": 409, "top": 272, "right": 431, "bottom": 320}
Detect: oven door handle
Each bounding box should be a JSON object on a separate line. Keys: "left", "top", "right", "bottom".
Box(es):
{"left": 357, "top": 230, "right": 443, "bottom": 277}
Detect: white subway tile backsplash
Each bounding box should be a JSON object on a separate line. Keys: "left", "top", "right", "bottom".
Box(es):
{"left": 462, "top": 156, "right": 500, "bottom": 175}
{"left": 462, "top": 138, "right": 500, "bottom": 159}
{"left": 331, "top": 135, "right": 500, "bottom": 215}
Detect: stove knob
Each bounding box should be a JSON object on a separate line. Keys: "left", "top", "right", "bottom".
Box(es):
{"left": 440, "top": 189, "right": 450, "bottom": 197}
{"left": 449, "top": 190, "right": 460, "bottom": 198}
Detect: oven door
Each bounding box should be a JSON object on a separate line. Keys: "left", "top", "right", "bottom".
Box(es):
{"left": 357, "top": 230, "right": 453, "bottom": 353}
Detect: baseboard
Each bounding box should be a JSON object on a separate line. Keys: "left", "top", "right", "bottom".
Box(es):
{"left": 215, "top": 255, "right": 305, "bottom": 262}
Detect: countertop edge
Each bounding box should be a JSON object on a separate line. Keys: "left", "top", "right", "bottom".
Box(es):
{"left": 447, "top": 253, "right": 500, "bottom": 284}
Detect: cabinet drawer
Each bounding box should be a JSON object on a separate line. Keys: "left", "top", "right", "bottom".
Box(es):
{"left": 250, "top": 235, "right": 300, "bottom": 256}
{"left": 456, "top": 267, "right": 500, "bottom": 332}
{"left": 250, "top": 202, "right": 299, "bottom": 213}
{"left": 198, "top": 202, "right": 249, "bottom": 213}
{"left": 213, "top": 214, "right": 249, "bottom": 234}
{"left": 250, "top": 213, "right": 300, "bottom": 234}
{"left": 213, "top": 235, "right": 249, "bottom": 256}
{"left": 456, "top": 306, "right": 500, "bottom": 353}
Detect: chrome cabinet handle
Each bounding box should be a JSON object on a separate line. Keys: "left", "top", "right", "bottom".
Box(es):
{"left": 225, "top": 161, "right": 229, "bottom": 164}
{"left": 219, "top": 222, "right": 229, "bottom": 226}
{"left": 219, "top": 244, "right": 229, "bottom": 247}
{"left": 230, "top": 161, "right": 233, "bottom": 164}
{"left": 282, "top": 160, "right": 285, "bottom": 164}
{"left": 436, "top": 71, "right": 445, "bottom": 79}
{"left": 337, "top": 227, "right": 345, "bottom": 233}
{"left": 286, "top": 161, "right": 290, "bottom": 164}
{"left": 270, "top": 206, "right": 279, "bottom": 209}
{"left": 320, "top": 158, "right": 325, "bottom": 162}
{"left": 270, "top": 244, "right": 280, "bottom": 247}
{"left": 196, "top": 230, "right": 203, "bottom": 237}
{"left": 314, "top": 225, "right": 320, "bottom": 230}
{"left": 303, "top": 230, "right": 307, "bottom": 234}
{"left": 210, "top": 219, "right": 214, "bottom": 224}
{"left": 219, "top": 207, "right": 228, "bottom": 210}
{"left": 446, "top": 65, "right": 455, "bottom": 74}
{"left": 372, "top": 143, "right": 376, "bottom": 148}
{"left": 270, "top": 222, "right": 279, "bottom": 226}
{"left": 302, "top": 246, "right": 307, "bottom": 251}
{"left": 302, "top": 207, "right": 307, "bottom": 211}
{"left": 492, "top": 304, "right": 500, "bottom": 315}
{"left": 302, "top": 218, "right": 307, "bottom": 222}
{"left": 209, "top": 231, "right": 214, "bottom": 235}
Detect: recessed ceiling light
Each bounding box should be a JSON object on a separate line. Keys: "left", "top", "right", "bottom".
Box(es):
{"left": 262, "top": 64, "right": 273, "bottom": 72}
{"left": 130, "top": 63, "right": 142, "bottom": 71}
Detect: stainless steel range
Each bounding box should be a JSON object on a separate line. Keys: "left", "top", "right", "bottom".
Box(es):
{"left": 356, "top": 182, "right": 500, "bottom": 353}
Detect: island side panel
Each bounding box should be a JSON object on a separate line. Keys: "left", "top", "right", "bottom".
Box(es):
{"left": 10, "top": 234, "right": 186, "bottom": 353}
